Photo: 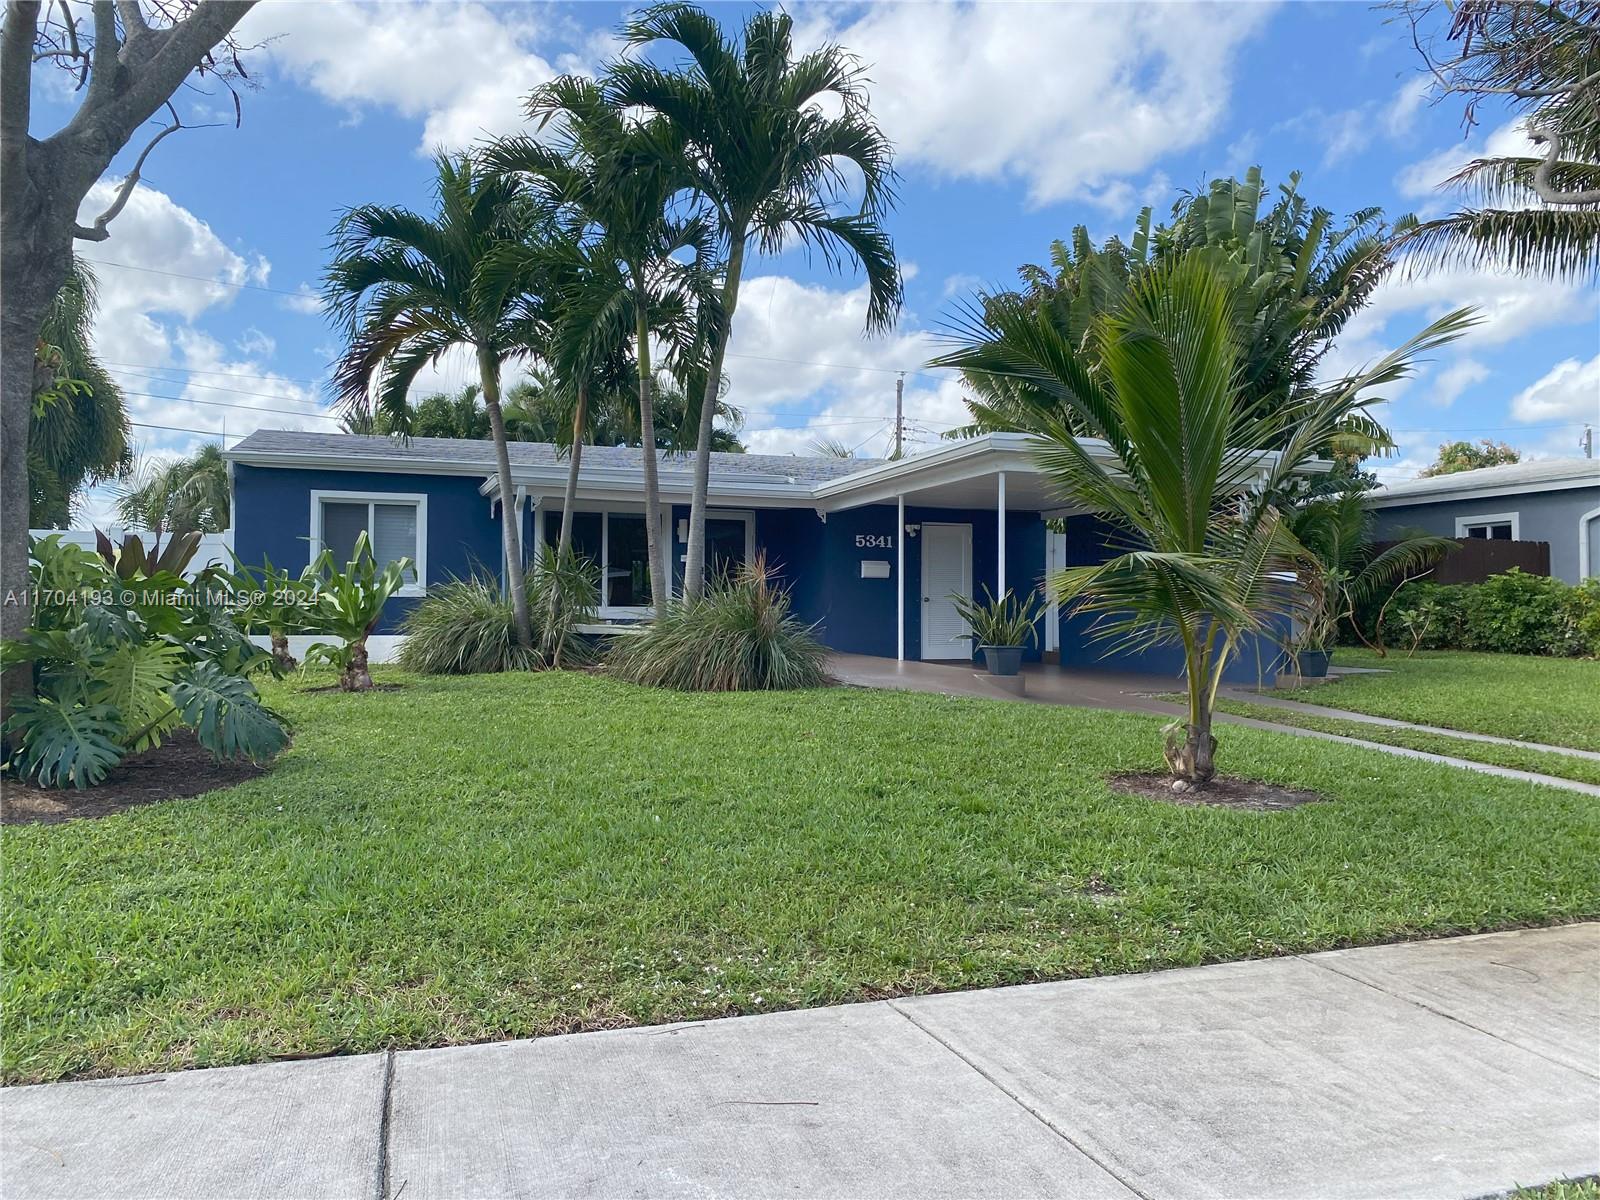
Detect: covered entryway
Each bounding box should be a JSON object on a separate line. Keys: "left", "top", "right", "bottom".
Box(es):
{"left": 919, "top": 522, "right": 972, "bottom": 659}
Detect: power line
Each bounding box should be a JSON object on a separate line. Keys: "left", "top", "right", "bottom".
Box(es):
{"left": 119, "top": 388, "right": 341, "bottom": 423}
{"left": 80, "top": 257, "right": 317, "bottom": 301}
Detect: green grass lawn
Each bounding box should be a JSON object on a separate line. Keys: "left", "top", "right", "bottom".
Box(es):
{"left": 1280, "top": 650, "right": 1600, "bottom": 751}
{"left": 1209, "top": 698, "right": 1600, "bottom": 788}
{"left": 5, "top": 670, "right": 1597, "bottom": 1084}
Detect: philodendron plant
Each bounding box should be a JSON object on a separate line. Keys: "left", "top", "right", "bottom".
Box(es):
{"left": 303, "top": 532, "right": 413, "bottom": 691}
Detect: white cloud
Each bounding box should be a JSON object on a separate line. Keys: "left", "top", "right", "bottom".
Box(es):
{"left": 241, "top": 0, "right": 576, "bottom": 154}
{"left": 1430, "top": 358, "right": 1489, "bottom": 408}
{"left": 75, "top": 179, "right": 256, "bottom": 373}
{"left": 792, "top": 2, "right": 1271, "bottom": 207}
{"left": 1384, "top": 76, "right": 1431, "bottom": 139}
{"left": 1395, "top": 118, "right": 1540, "bottom": 210}
{"left": 724, "top": 274, "right": 969, "bottom": 458}
{"left": 1510, "top": 355, "right": 1600, "bottom": 423}
{"left": 236, "top": 327, "right": 277, "bottom": 358}
{"left": 280, "top": 283, "right": 323, "bottom": 316}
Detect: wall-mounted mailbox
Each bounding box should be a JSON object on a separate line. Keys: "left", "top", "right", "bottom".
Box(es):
{"left": 860, "top": 560, "right": 891, "bottom": 579}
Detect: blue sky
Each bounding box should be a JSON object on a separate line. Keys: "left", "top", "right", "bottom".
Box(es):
{"left": 31, "top": 0, "right": 1600, "bottom": 522}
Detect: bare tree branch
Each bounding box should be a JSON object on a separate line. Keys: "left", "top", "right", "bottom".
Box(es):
{"left": 71, "top": 105, "right": 181, "bottom": 240}
{"left": 1530, "top": 125, "right": 1600, "bottom": 204}
{"left": 85, "top": 0, "right": 120, "bottom": 109}
{"left": 113, "top": 0, "right": 149, "bottom": 39}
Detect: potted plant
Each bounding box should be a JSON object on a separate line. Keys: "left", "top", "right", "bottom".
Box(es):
{"left": 951, "top": 586, "right": 1042, "bottom": 676}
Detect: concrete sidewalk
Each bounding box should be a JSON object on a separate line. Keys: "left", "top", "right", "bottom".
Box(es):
{"left": 4, "top": 925, "right": 1597, "bottom": 1200}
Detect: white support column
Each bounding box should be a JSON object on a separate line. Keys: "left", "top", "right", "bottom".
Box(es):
{"left": 996, "top": 472, "right": 1007, "bottom": 597}
{"left": 896, "top": 493, "right": 906, "bottom": 662}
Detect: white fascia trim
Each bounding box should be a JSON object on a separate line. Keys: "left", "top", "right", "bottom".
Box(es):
{"left": 309, "top": 488, "right": 428, "bottom": 596}
{"left": 228, "top": 449, "right": 496, "bottom": 479}
{"left": 1454, "top": 511, "right": 1520, "bottom": 539}
{"left": 1371, "top": 475, "right": 1599, "bottom": 507}
{"left": 811, "top": 434, "right": 1328, "bottom": 513}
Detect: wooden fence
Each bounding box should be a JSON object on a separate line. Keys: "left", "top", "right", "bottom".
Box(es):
{"left": 1373, "top": 536, "right": 1551, "bottom": 585}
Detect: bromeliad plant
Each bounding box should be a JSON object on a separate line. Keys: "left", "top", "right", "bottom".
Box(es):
{"left": 303, "top": 532, "right": 412, "bottom": 692}
{"left": 932, "top": 253, "right": 1473, "bottom": 789}
{"left": 219, "top": 554, "right": 319, "bottom": 671}
{"left": 1, "top": 535, "right": 288, "bottom": 789}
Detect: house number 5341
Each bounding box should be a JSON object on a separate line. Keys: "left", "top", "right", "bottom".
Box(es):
{"left": 855, "top": 534, "right": 893, "bottom": 549}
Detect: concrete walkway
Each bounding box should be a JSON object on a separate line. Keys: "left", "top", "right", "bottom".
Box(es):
{"left": 4, "top": 924, "right": 1596, "bottom": 1200}
{"left": 828, "top": 654, "right": 1600, "bottom": 796}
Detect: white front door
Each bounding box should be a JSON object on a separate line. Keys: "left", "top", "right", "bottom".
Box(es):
{"left": 921, "top": 522, "right": 973, "bottom": 659}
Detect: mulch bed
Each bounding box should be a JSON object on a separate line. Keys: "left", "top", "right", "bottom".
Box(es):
{"left": 1108, "top": 771, "right": 1325, "bottom": 811}
{"left": 1, "top": 731, "right": 271, "bottom": 827}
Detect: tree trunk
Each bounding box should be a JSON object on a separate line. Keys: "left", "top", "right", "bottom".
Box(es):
{"left": 1165, "top": 635, "right": 1218, "bottom": 788}
{"left": 683, "top": 234, "right": 746, "bottom": 601}
{"left": 269, "top": 630, "right": 297, "bottom": 671}
{"left": 341, "top": 638, "right": 373, "bottom": 692}
{"left": 479, "top": 347, "right": 532, "bottom": 649}
{"left": 557, "top": 381, "right": 587, "bottom": 560}
{"left": 1, "top": 0, "right": 257, "bottom": 722}
{"left": 634, "top": 307, "right": 669, "bottom": 609}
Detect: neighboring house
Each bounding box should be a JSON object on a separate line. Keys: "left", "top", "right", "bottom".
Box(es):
{"left": 1370, "top": 458, "right": 1600, "bottom": 584}
{"left": 224, "top": 429, "right": 1297, "bottom": 682}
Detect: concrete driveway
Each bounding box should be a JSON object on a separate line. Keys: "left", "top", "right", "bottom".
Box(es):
{"left": 4, "top": 923, "right": 1597, "bottom": 1200}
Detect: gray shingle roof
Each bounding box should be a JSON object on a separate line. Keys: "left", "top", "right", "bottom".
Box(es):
{"left": 1376, "top": 456, "right": 1599, "bottom": 500}
{"left": 226, "top": 429, "right": 877, "bottom": 485}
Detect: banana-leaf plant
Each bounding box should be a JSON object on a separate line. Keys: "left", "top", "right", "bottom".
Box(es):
{"left": 220, "top": 554, "right": 319, "bottom": 671}
{"left": 303, "top": 532, "right": 412, "bottom": 691}
{"left": 1, "top": 535, "right": 288, "bottom": 789}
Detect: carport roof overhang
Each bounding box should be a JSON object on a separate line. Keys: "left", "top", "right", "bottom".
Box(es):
{"left": 809, "top": 432, "right": 1332, "bottom": 515}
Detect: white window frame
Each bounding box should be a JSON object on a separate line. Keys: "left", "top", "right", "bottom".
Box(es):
{"left": 678, "top": 509, "right": 757, "bottom": 576}
{"left": 1580, "top": 504, "right": 1600, "bottom": 579}
{"left": 547, "top": 503, "right": 671, "bottom": 618}
{"left": 310, "top": 489, "right": 428, "bottom": 596}
{"left": 1455, "top": 511, "right": 1520, "bottom": 541}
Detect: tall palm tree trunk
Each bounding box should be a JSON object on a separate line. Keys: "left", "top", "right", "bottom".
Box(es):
{"left": 683, "top": 234, "right": 746, "bottom": 600}
{"left": 479, "top": 346, "right": 533, "bottom": 649}
{"left": 634, "top": 308, "right": 669, "bottom": 608}
{"left": 557, "top": 381, "right": 588, "bottom": 559}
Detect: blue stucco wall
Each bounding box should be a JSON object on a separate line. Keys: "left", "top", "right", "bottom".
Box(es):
{"left": 752, "top": 503, "right": 1051, "bottom": 662}
{"left": 232, "top": 464, "right": 502, "bottom": 633}
{"left": 1052, "top": 515, "right": 1282, "bottom": 685}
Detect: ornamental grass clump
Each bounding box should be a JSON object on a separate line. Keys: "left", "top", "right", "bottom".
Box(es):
{"left": 398, "top": 545, "right": 599, "bottom": 675}
{"left": 398, "top": 576, "right": 542, "bottom": 675}
{"left": 607, "top": 555, "right": 828, "bottom": 691}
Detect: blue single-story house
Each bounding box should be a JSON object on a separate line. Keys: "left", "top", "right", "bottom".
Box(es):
{"left": 224, "top": 429, "right": 1293, "bottom": 683}
{"left": 1370, "top": 458, "right": 1600, "bottom": 584}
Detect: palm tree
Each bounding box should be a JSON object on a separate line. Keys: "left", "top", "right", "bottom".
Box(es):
{"left": 608, "top": 3, "right": 903, "bottom": 598}
{"left": 952, "top": 169, "right": 1402, "bottom": 458}
{"left": 29, "top": 258, "right": 131, "bottom": 526}
{"left": 324, "top": 154, "right": 546, "bottom": 649}
{"left": 1287, "top": 490, "right": 1456, "bottom": 658}
{"left": 115, "top": 443, "right": 229, "bottom": 534}
{"left": 486, "top": 75, "right": 716, "bottom": 605}
{"left": 932, "top": 255, "right": 1473, "bottom": 789}
{"left": 1390, "top": 0, "right": 1600, "bottom": 282}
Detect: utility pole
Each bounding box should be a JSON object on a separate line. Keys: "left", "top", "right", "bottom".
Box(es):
{"left": 1582, "top": 424, "right": 1594, "bottom": 459}
{"left": 893, "top": 372, "right": 905, "bottom": 459}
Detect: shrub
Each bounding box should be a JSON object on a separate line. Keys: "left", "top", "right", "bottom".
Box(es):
{"left": 397, "top": 577, "right": 541, "bottom": 675}
{"left": 1376, "top": 569, "right": 1599, "bottom": 658}
{"left": 1, "top": 535, "right": 288, "bottom": 789}
{"left": 607, "top": 555, "right": 828, "bottom": 691}
{"left": 398, "top": 547, "right": 599, "bottom": 675}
